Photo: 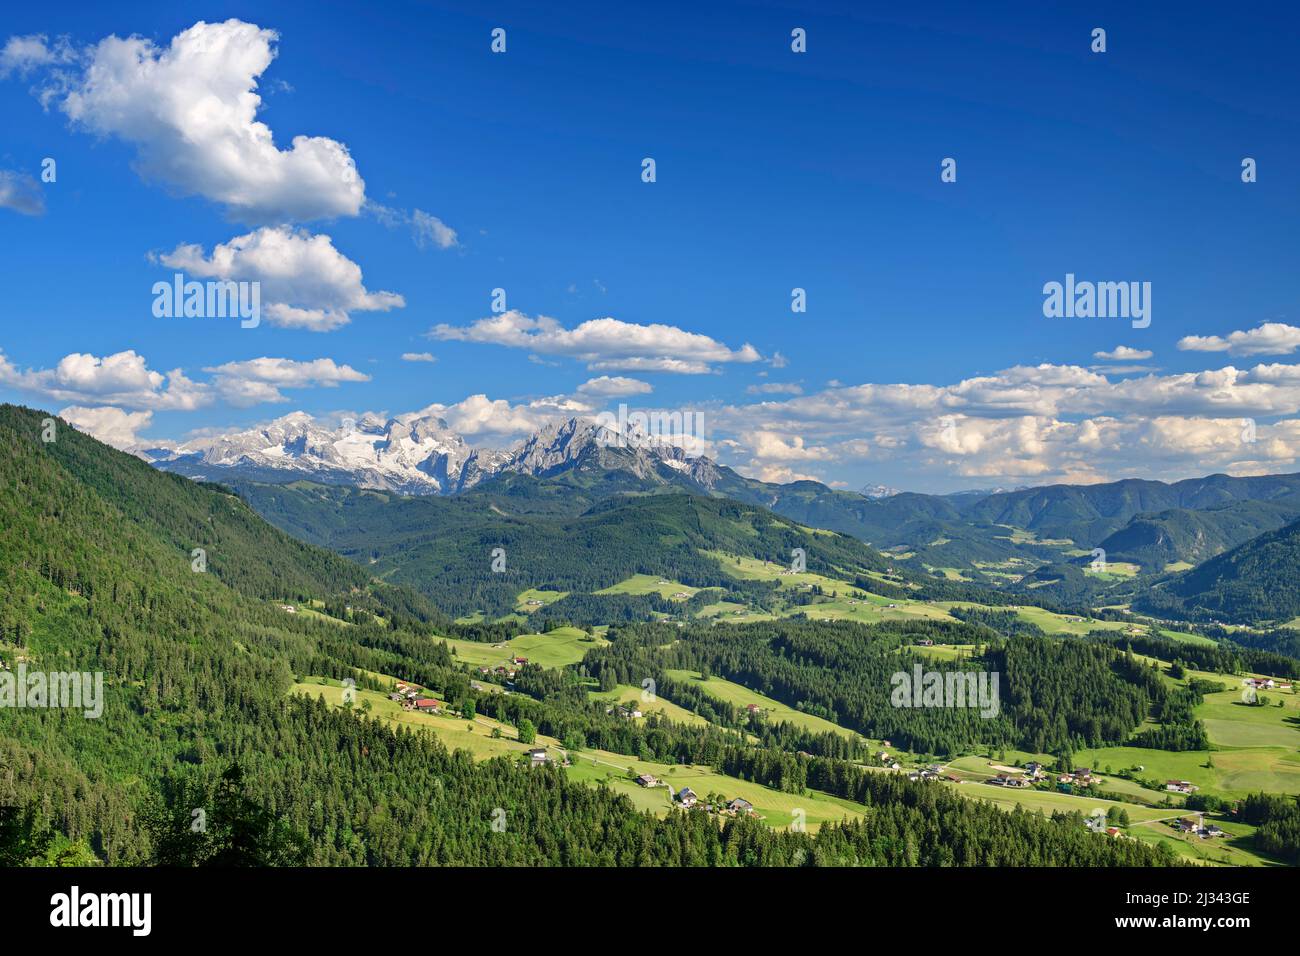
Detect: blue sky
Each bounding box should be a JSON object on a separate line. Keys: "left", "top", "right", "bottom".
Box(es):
{"left": 1, "top": 1, "right": 1298, "bottom": 492}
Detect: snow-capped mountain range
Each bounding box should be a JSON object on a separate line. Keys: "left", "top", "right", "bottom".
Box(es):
{"left": 141, "top": 409, "right": 724, "bottom": 496}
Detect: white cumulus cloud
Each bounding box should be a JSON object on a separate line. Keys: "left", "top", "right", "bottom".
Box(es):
{"left": 59, "top": 405, "right": 153, "bottom": 449}
{"left": 576, "top": 375, "right": 653, "bottom": 397}
{"left": 47, "top": 19, "right": 365, "bottom": 222}
{"left": 1093, "top": 345, "right": 1152, "bottom": 361}
{"left": 202, "top": 357, "right": 369, "bottom": 406}
{"left": 0, "top": 349, "right": 208, "bottom": 410}
{"left": 1177, "top": 322, "right": 1300, "bottom": 357}
{"left": 429, "top": 310, "right": 761, "bottom": 374}
{"left": 156, "top": 226, "right": 404, "bottom": 332}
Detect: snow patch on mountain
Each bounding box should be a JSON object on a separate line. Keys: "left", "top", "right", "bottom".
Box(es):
{"left": 144, "top": 409, "right": 720, "bottom": 495}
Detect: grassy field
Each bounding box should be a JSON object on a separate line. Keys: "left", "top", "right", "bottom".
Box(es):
{"left": 695, "top": 600, "right": 774, "bottom": 623}
{"left": 707, "top": 552, "right": 861, "bottom": 593}
{"left": 1072, "top": 745, "right": 1300, "bottom": 801}
{"left": 514, "top": 587, "right": 567, "bottom": 613}
{"left": 1062, "top": 663, "right": 1300, "bottom": 799}
{"left": 947, "top": 777, "right": 1171, "bottom": 824}
{"left": 1157, "top": 628, "right": 1219, "bottom": 647}
{"left": 277, "top": 600, "right": 352, "bottom": 627}
{"left": 666, "top": 669, "right": 861, "bottom": 741}
{"left": 936, "top": 601, "right": 1132, "bottom": 637}
{"left": 944, "top": 753, "right": 1174, "bottom": 805}
{"left": 778, "top": 594, "right": 954, "bottom": 624}
{"left": 935, "top": 758, "right": 1275, "bottom": 864}
{"left": 909, "top": 643, "right": 984, "bottom": 663}
{"left": 292, "top": 676, "right": 560, "bottom": 760}
{"left": 588, "top": 684, "right": 714, "bottom": 728}
{"left": 928, "top": 567, "right": 973, "bottom": 581}
{"left": 1087, "top": 561, "right": 1141, "bottom": 580}
{"left": 1125, "top": 817, "right": 1273, "bottom": 867}
{"left": 296, "top": 676, "right": 863, "bottom": 831}
{"left": 438, "top": 625, "right": 607, "bottom": 670}
{"left": 562, "top": 748, "right": 866, "bottom": 830}
{"left": 596, "top": 574, "right": 712, "bottom": 600}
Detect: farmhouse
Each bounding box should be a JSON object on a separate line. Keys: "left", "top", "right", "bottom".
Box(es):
{"left": 727, "top": 798, "right": 754, "bottom": 814}
{"left": 676, "top": 787, "right": 698, "bottom": 808}
{"left": 527, "top": 748, "right": 549, "bottom": 765}
{"left": 636, "top": 773, "right": 659, "bottom": 788}
{"left": 1165, "top": 780, "right": 1198, "bottom": 793}
{"left": 402, "top": 697, "right": 441, "bottom": 712}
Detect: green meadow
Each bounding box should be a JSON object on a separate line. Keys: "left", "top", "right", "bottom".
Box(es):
{"left": 665, "top": 669, "right": 860, "bottom": 741}
{"left": 514, "top": 587, "right": 568, "bottom": 613}
{"left": 297, "top": 676, "right": 864, "bottom": 832}
{"left": 292, "top": 676, "right": 561, "bottom": 760}
{"left": 563, "top": 749, "right": 866, "bottom": 831}
{"left": 588, "top": 684, "right": 714, "bottom": 728}
{"left": 438, "top": 625, "right": 607, "bottom": 670}
{"left": 596, "top": 574, "right": 711, "bottom": 600}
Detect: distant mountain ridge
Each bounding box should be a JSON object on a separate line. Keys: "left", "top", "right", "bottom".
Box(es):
{"left": 960, "top": 474, "right": 1300, "bottom": 545}
{"left": 146, "top": 410, "right": 723, "bottom": 497}
{"left": 144, "top": 408, "right": 508, "bottom": 495}
{"left": 138, "top": 408, "right": 1300, "bottom": 573}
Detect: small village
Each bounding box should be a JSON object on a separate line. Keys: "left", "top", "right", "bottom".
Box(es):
{"left": 638, "top": 774, "right": 758, "bottom": 819}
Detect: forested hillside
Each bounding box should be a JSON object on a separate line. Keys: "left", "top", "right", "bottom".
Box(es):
{"left": 235, "top": 480, "right": 900, "bottom": 617}
{"left": 585, "top": 620, "right": 1159, "bottom": 757}
{"left": 1096, "top": 500, "right": 1300, "bottom": 570}
{"left": 0, "top": 405, "right": 1174, "bottom": 867}
{"left": 1139, "top": 517, "right": 1300, "bottom": 624}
